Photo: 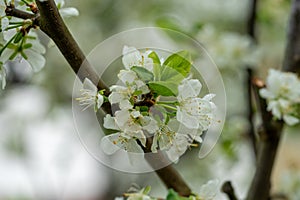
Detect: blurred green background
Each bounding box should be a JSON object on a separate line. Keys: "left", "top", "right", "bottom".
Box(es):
{"left": 0, "top": 0, "right": 300, "bottom": 199}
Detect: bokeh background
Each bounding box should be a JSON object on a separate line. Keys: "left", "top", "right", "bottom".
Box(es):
{"left": 1, "top": 0, "right": 300, "bottom": 199}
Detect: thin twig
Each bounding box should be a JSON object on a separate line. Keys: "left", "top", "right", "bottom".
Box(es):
{"left": 221, "top": 181, "right": 238, "bottom": 200}
{"left": 5, "top": 5, "right": 36, "bottom": 20}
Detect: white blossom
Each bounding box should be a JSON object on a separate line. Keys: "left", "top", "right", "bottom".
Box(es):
{"left": 122, "top": 46, "right": 154, "bottom": 72}
{"left": 197, "top": 24, "right": 259, "bottom": 69}
{"left": 176, "top": 79, "right": 216, "bottom": 130}
{"left": 0, "top": 63, "right": 6, "bottom": 89}
{"left": 101, "top": 109, "right": 159, "bottom": 153}
{"left": 260, "top": 69, "right": 300, "bottom": 125}
{"left": 151, "top": 124, "right": 176, "bottom": 153}
{"left": 1, "top": 30, "right": 46, "bottom": 72}
{"left": 55, "top": 0, "right": 79, "bottom": 17}
{"left": 108, "top": 70, "right": 150, "bottom": 109}
{"left": 76, "top": 78, "right": 104, "bottom": 111}
{"left": 198, "top": 179, "right": 219, "bottom": 200}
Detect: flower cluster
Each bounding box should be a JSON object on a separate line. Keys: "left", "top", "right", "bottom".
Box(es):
{"left": 260, "top": 69, "right": 300, "bottom": 125}
{"left": 0, "top": 0, "right": 78, "bottom": 89}
{"left": 78, "top": 46, "right": 216, "bottom": 160}
{"left": 114, "top": 179, "right": 219, "bottom": 200}
{"left": 197, "top": 25, "right": 260, "bottom": 70}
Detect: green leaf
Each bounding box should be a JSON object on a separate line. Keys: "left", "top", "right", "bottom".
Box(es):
{"left": 166, "top": 189, "right": 190, "bottom": 200}
{"left": 148, "top": 81, "right": 178, "bottom": 96}
{"left": 148, "top": 51, "right": 161, "bottom": 65}
{"left": 148, "top": 52, "right": 161, "bottom": 81}
{"left": 163, "top": 51, "right": 191, "bottom": 77}
{"left": 23, "top": 43, "right": 33, "bottom": 49}
{"left": 131, "top": 66, "right": 154, "bottom": 82}
{"left": 143, "top": 186, "right": 151, "bottom": 195}
{"left": 160, "top": 65, "right": 185, "bottom": 82}
{"left": 13, "top": 32, "right": 23, "bottom": 44}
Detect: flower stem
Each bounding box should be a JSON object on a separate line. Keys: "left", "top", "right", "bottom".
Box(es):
{"left": 157, "top": 101, "right": 179, "bottom": 105}
{"left": 158, "top": 103, "right": 177, "bottom": 111}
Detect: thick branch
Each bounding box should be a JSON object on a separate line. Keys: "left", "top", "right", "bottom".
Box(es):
{"left": 143, "top": 138, "right": 191, "bottom": 197}
{"left": 35, "top": 0, "right": 191, "bottom": 196}
{"left": 246, "top": 79, "right": 283, "bottom": 200}
{"left": 246, "top": 1, "right": 300, "bottom": 198}
{"left": 5, "top": 5, "right": 36, "bottom": 20}
{"left": 246, "top": 0, "right": 258, "bottom": 41}
{"left": 245, "top": 0, "right": 258, "bottom": 158}
{"left": 283, "top": 0, "right": 300, "bottom": 74}
{"left": 35, "top": 0, "right": 108, "bottom": 90}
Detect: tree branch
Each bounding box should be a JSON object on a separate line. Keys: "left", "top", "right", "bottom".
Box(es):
{"left": 143, "top": 138, "right": 191, "bottom": 197}
{"left": 246, "top": 1, "right": 300, "bottom": 199}
{"left": 35, "top": 0, "right": 107, "bottom": 90}
{"left": 5, "top": 5, "right": 36, "bottom": 20}
{"left": 34, "top": 0, "right": 191, "bottom": 196}
{"left": 282, "top": 0, "right": 300, "bottom": 74}
{"left": 246, "top": 0, "right": 258, "bottom": 41}
{"left": 245, "top": 0, "right": 258, "bottom": 158}
{"left": 246, "top": 78, "right": 283, "bottom": 200}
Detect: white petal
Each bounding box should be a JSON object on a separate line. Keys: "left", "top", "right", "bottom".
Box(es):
{"left": 131, "top": 110, "right": 141, "bottom": 118}
{"left": 259, "top": 88, "right": 275, "bottom": 99}
{"left": 178, "top": 79, "right": 202, "bottom": 100}
{"left": 118, "top": 70, "right": 137, "bottom": 84}
{"left": 83, "top": 78, "right": 97, "bottom": 92}
{"left": 0, "top": 65, "right": 6, "bottom": 89}
{"left": 122, "top": 46, "right": 142, "bottom": 69}
{"left": 1, "top": 17, "right": 9, "bottom": 31}
{"left": 151, "top": 134, "right": 159, "bottom": 153}
{"left": 199, "top": 179, "right": 219, "bottom": 199}
{"left": 119, "top": 99, "right": 133, "bottom": 109}
{"left": 103, "top": 114, "right": 119, "bottom": 130}
{"left": 283, "top": 115, "right": 299, "bottom": 126}
{"left": 176, "top": 107, "right": 199, "bottom": 129}
{"left": 25, "top": 49, "right": 46, "bottom": 72}
{"left": 143, "top": 118, "right": 159, "bottom": 133}
{"left": 267, "top": 101, "right": 281, "bottom": 119}
{"left": 59, "top": 7, "right": 79, "bottom": 17}
{"left": 108, "top": 92, "right": 124, "bottom": 104}
{"left": 100, "top": 134, "right": 121, "bottom": 155}
{"left": 166, "top": 134, "right": 189, "bottom": 161}
{"left": 96, "top": 94, "right": 104, "bottom": 109}
{"left": 55, "top": 0, "right": 65, "bottom": 7}
{"left": 203, "top": 93, "right": 216, "bottom": 101}
{"left": 115, "top": 110, "right": 131, "bottom": 128}
{"left": 125, "top": 139, "right": 143, "bottom": 153}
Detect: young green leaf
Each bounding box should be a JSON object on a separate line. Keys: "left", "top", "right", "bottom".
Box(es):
{"left": 131, "top": 66, "right": 154, "bottom": 82}
{"left": 166, "top": 189, "right": 190, "bottom": 200}
{"left": 163, "top": 51, "right": 191, "bottom": 77}
{"left": 143, "top": 186, "right": 151, "bottom": 195}
{"left": 148, "top": 81, "right": 178, "bottom": 96}
{"left": 148, "top": 51, "right": 161, "bottom": 65}
{"left": 148, "top": 52, "right": 161, "bottom": 81}
{"left": 160, "top": 65, "right": 185, "bottom": 82}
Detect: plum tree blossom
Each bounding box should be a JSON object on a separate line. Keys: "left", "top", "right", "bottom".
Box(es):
{"left": 260, "top": 69, "right": 300, "bottom": 125}
{"left": 76, "top": 78, "right": 104, "bottom": 111}
{"left": 0, "top": 0, "right": 78, "bottom": 89}
{"left": 80, "top": 46, "right": 217, "bottom": 160}
{"left": 176, "top": 78, "right": 216, "bottom": 130}
{"left": 122, "top": 46, "right": 154, "bottom": 72}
